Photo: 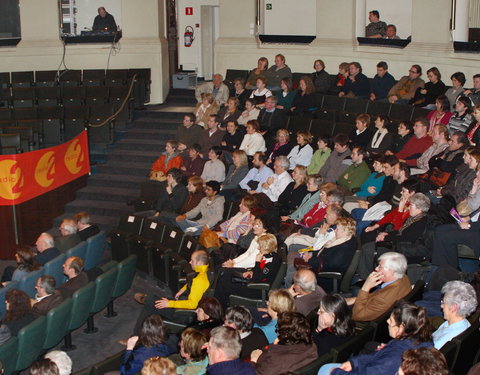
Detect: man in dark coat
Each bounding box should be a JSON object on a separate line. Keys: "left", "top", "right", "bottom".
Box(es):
{"left": 57, "top": 256, "right": 89, "bottom": 299}
{"left": 32, "top": 275, "right": 63, "bottom": 317}
{"left": 92, "top": 7, "right": 117, "bottom": 32}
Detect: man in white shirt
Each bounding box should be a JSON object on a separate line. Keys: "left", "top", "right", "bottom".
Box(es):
{"left": 261, "top": 155, "right": 293, "bottom": 202}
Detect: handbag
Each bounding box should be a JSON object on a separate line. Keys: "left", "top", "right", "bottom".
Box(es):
{"left": 418, "top": 168, "right": 451, "bottom": 188}
{"left": 199, "top": 228, "right": 220, "bottom": 249}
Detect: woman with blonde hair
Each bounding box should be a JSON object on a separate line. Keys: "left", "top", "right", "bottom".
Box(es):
{"left": 142, "top": 357, "right": 176, "bottom": 375}
{"left": 176, "top": 328, "right": 208, "bottom": 374}
{"left": 214, "top": 233, "right": 280, "bottom": 310}
{"left": 276, "top": 165, "right": 308, "bottom": 216}
{"left": 194, "top": 93, "right": 218, "bottom": 128}
{"left": 254, "top": 289, "right": 296, "bottom": 344}
{"left": 221, "top": 149, "right": 249, "bottom": 192}
{"left": 150, "top": 140, "right": 183, "bottom": 180}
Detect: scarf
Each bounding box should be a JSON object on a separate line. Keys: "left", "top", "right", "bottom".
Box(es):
{"left": 398, "top": 212, "right": 426, "bottom": 235}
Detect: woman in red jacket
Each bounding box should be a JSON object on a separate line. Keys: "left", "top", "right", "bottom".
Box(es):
{"left": 150, "top": 140, "right": 183, "bottom": 179}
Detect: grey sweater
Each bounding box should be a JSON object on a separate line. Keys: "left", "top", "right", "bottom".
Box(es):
{"left": 185, "top": 195, "right": 225, "bottom": 228}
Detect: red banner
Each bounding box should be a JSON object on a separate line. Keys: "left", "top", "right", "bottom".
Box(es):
{"left": 0, "top": 131, "right": 90, "bottom": 206}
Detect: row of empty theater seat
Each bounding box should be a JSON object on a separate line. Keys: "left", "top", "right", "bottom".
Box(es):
{"left": 0, "top": 255, "right": 137, "bottom": 375}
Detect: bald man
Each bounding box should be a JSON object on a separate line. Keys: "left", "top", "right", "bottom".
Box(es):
{"left": 288, "top": 269, "right": 326, "bottom": 316}
{"left": 34, "top": 233, "right": 61, "bottom": 266}
{"left": 195, "top": 74, "right": 229, "bottom": 106}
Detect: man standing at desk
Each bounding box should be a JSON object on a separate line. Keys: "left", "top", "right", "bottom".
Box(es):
{"left": 93, "top": 7, "right": 117, "bottom": 32}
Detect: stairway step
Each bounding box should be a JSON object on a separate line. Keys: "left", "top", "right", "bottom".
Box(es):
{"left": 168, "top": 88, "right": 195, "bottom": 96}
{"left": 88, "top": 173, "right": 146, "bottom": 189}
{"left": 108, "top": 149, "right": 159, "bottom": 163}
{"left": 76, "top": 186, "right": 138, "bottom": 202}
{"left": 95, "top": 160, "right": 150, "bottom": 175}
{"left": 132, "top": 120, "right": 180, "bottom": 131}
{"left": 64, "top": 199, "right": 133, "bottom": 217}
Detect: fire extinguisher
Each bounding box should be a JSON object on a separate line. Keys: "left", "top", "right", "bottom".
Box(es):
{"left": 184, "top": 26, "right": 194, "bottom": 47}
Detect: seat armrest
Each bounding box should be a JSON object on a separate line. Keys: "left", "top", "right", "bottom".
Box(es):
{"left": 317, "top": 272, "right": 342, "bottom": 279}
{"left": 247, "top": 283, "right": 270, "bottom": 291}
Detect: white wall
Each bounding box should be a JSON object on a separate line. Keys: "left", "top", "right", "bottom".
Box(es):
{"left": 0, "top": 0, "right": 168, "bottom": 104}
{"left": 215, "top": 0, "right": 480, "bottom": 88}
{"left": 177, "top": 0, "right": 219, "bottom": 76}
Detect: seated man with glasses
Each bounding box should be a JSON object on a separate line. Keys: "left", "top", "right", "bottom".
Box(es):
{"left": 346, "top": 252, "right": 411, "bottom": 321}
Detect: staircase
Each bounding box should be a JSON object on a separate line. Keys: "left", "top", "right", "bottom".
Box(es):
{"left": 52, "top": 89, "right": 196, "bottom": 231}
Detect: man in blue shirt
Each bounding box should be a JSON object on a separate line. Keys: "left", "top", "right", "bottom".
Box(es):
{"left": 370, "top": 61, "right": 396, "bottom": 101}
{"left": 239, "top": 152, "right": 273, "bottom": 194}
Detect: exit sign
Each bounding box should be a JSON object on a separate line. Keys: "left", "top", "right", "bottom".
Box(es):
{"left": 266, "top": 3, "right": 272, "bottom": 10}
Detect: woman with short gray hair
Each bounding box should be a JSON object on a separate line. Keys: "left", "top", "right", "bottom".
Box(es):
{"left": 432, "top": 280, "right": 478, "bottom": 349}
{"left": 357, "top": 193, "right": 430, "bottom": 279}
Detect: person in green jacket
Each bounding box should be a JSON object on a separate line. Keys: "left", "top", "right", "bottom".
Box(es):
{"left": 337, "top": 146, "right": 371, "bottom": 193}
{"left": 306, "top": 136, "right": 331, "bottom": 175}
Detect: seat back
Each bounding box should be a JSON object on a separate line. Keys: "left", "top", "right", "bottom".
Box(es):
{"left": 66, "top": 241, "right": 88, "bottom": 260}
{"left": 18, "top": 268, "right": 45, "bottom": 298}
{"left": 0, "top": 336, "right": 18, "bottom": 375}
{"left": 43, "top": 298, "right": 73, "bottom": 349}
{"left": 85, "top": 231, "right": 106, "bottom": 270}
{"left": 90, "top": 350, "right": 123, "bottom": 375}
{"left": 332, "top": 325, "right": 375, "bottom": 362}
{"left": 404, "top": 280, "right": 425, "bottom": 303}
{"left": 112, "top": 255, "right": 137, "bottom": 298}
{"left": 15, "top": 316, "right": 47, "bottom": 371}
{"left": 451, "top": 316, "right": 480, "bottom": 375}
{"left": 90, "top": 267, "right": 118, "bottom": 314}
{"left": 43, "top": 253, "right": 67, "bottom": 287}
{"left": 68, "top": 282, "right": 96, "bottom": 331}
{"left": 322, "top": 95, "right": 345, "bottom": 111}
{"left": 178, "top": 235, "right": 199, "bottom": 259}
{"left": 270, "top": 262, "right": 287, "bottom": 290}
{"left": 0, "top": 133, "right": 21, "bottom": 154}
{"left": 296, "top": 351, "right": 334, "bottom": 375}
{"left": 440, "top": 339, "right": 459, "bottom": 371}
{"left": 116, "top": 214, "right": 144, "bottom": 235}
{"left": 138, "top": 218, "right": 166, "bottom": 243}
{"left": 340, "top": 249, "right": 361, "bottom": 294}
{"left": 161, "top": 225, "right": 184, "bottom": 251}
{"left": 0, "top": 281, "right": 18, "bottom": 319}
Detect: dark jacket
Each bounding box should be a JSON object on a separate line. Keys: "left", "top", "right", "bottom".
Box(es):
{"left": 155, "top": 183, "right": 188, "bottom": 213}
{"left": 384, "top": 215, "right": 428, "bottom": 245}
{"left": 217, "top": 107, "right": 242, "bottom": 127}
{"left": 58, "top": 272, "right": 89, "bottom": 299}
{"left": 332, "top": 339, "right": 433, "bottom": 375}
{"left": 55, "top": 233, "right": 82, "bottom": 253}
{"left": 221, "top": 129, "right": 245, "bottom": 153}
{"left": 198, "top": 129, "right": 225, "bottom": 155}
{"left": 241, "top": 328, "right": 269, "bottom": 360}
{"left": 78, "top": 225, "right": 100, "bottom": 241}
{"left": 313, "top": 329, "right": 351, "bottom": 356}
{"left": 349, "top": 128, "right": 374, "bottom": 149}
{"left": 255, "top": 343, "right": 318, "bottom": 375}
{"left": 441, "top": 163, "right": 476, "bottom": 203}
{"left": 367, "top": 131, "right": 394, "bottom": 155}
{"left": 223, "top": 165, "right": 249, "bottom": 191}
{"left": 390, "top": 133, "right": 413, "bottom": 154}
{"left": 276, "top": 182, "right": 308, "bottom": 216}
{"left": 410, "top": 80, "right": 447, "bottom": 106}
{"left": 267, "top": 142, "right": 294, "bottom": 166}
{"left": 32, "top": 291, "right": 64, "bottom": 317}
{"left": 120, "top": 344, "right": 172, "bottom": 375}
{"left": 177, "top": 124, "right": 204, "bottom": 149}
{"left": 340, "top": 73, "right": 370, "bottom": 98}
{"left": 183, "top": 156, "right": 205, "bottom": 178}
{"left": 93, "top": 13, "right": 117, "bottom": 32}
{"left": 257, "top": 108, "right": 286, "bottom": 133}
{"left": 317, "top": 236, "right": 357, "bottom": 274}
{"left": 34, "top": 247, "right": 61, "bottom": 266}
{"left": 290, "top": 91, "right": 317, "bottom": 116}
{"left": 207, "top": 359, "right": 256, "bottom": 375}
{"left": 312, "top": 70, "right": 333, "bottom": 94}
{"left": 371, "top": 72, "right": 396, "bottom": 100}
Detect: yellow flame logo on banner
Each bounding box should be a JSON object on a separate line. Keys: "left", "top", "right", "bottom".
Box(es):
{"left": 0, "top": 160, "right": 24, "bottom": 201}
{"left": 64, "top": 139, "right": 85, "bottom": 175}
{"left": 34, "top": 151, "right": 56, "bottom": 188}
